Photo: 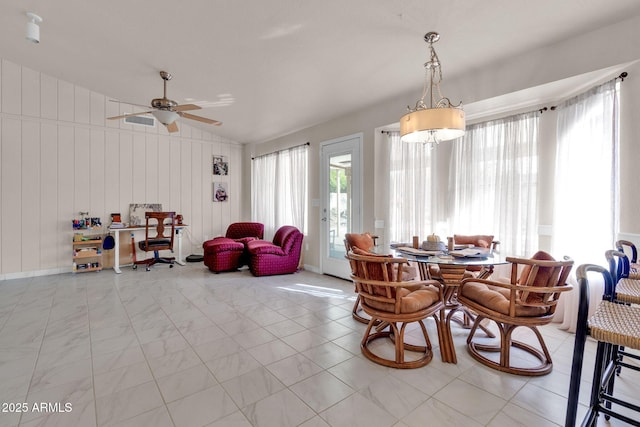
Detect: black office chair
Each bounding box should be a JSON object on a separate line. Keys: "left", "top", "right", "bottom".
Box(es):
{"left": 132, "top": 211, "right": 176, "bottom": 271}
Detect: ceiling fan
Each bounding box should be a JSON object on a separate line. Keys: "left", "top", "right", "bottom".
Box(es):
{"left": 107, "top": 71, "right": 222, "bottom": 133}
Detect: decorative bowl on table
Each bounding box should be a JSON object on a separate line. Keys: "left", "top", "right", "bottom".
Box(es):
{"left": 422, "top": 241, "right": 446, "bottom": 251}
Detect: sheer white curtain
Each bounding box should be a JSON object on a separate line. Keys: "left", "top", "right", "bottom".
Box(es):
{"left": 552, "top": 80, "right": 619, "bottom": 265}
{"left": 552, "top": 80, "right": 619, "bottom": 332}
{"left": 449, "top": 112, "right": 540, "bottom": 256}
{"left": 251, "top": 144, "right": 308, "bottom": 238}
{"left": 388, "top": 132, "right": 436, "bottom": 243}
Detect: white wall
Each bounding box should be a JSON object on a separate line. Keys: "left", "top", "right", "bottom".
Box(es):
{"left": 250, "top": 13, "right": 640, "bottom": 272}
{"left": 0, "top": 59, "right": 243, "bottom": 278}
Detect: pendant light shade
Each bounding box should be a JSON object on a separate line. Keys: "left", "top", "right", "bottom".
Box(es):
{"left": 400, "top": 107, "right": 465, "bottom": 143}
{"left": 400, "top": 32, "right": 465, "bottom": 144}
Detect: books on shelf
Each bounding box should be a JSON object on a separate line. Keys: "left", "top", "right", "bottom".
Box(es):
{"left": 110, "top": 222, "right": 125, "bottom": 229}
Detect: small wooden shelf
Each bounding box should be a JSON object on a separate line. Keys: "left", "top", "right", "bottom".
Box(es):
{"left": 72, "top": 235, "right": 102, "bottom": 273}
{"left": 74, "top": 265, "right": 102, "bottom": 272}
{"left": 73, "top": 250, "right": 99, "bottom": 259}
{"left": 73, "top": 238, "right": 102, "bottom": 246}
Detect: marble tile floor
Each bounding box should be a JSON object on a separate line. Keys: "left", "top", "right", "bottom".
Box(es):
{"left": 0, "top": 264, "right": 638, "bottom": 427}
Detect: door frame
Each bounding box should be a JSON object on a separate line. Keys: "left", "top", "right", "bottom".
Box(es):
{"left": 319, "top": 132, "right": 363, "bottom": 279}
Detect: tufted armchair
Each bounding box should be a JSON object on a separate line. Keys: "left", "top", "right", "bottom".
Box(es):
{"left": 224, "top": 222, "right": 265, "bottom": 244}
{"left": 203, "top": 222, "right": 264, "bottom": 273}
{"left": 246, "top": 225, "right": 303, "bottom": 276}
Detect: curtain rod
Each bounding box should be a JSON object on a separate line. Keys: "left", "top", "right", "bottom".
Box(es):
{"left": 252, "top": 141, "right": 309, "bottom": 160}
{"left": 542, "top": 71, "right": 628, "bottom": 113}
{"left": 382, "top": 72, "right": 630, "bottom": 128}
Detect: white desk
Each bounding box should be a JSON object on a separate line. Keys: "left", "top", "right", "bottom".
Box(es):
{"left": 109, "top": 225, "right": 187, "bottom": 273}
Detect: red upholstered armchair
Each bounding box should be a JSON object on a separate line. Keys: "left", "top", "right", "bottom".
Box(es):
{"left": 224, "top": 222, "right": 264, "bottom": 243}
{"left": 246, "top": 226, "right": 303, "bottom": 276}
{"left": 203, "top": 222, "right": 264, "bottom": 273}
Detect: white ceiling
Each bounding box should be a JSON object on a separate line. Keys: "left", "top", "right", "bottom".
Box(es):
{"left": 1, "top": 0, "right": 640, "bottom": 144}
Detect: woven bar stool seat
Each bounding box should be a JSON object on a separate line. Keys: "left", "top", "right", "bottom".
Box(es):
{"left": 588, "top": 300, "right": 640, "bottom": 351}
{"left": 566, "top": 264, "right": 640, "bottom": 427}
{"left": 615, "top": 278, "right": 640, "bottom": 304}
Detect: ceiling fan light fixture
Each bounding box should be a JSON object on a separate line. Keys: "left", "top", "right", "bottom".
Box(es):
{"left": 151, "top": 110, "right": 179, "bottom": 125}
{"left": 400, "top": 31, "right": 465, "bottom": 145}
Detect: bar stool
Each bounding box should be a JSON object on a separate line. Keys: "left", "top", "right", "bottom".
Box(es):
{"left": 606, "top": 250, "right": 640, "bottom": 377}
{"left": 565, "top": 264, "right": 640, "bottom": 427}
{"left": 616, "top": 240, "right": 640, "bottom": 279}
{"left": 606, "top": 249, "right": 640, "bottom": 305}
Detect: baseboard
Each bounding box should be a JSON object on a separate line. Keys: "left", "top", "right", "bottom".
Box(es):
{"left": 0, "top": 267, "right": 70, "bottom": 281}
{"left": 303, "top": 264, "right": 320, "bottom": 274}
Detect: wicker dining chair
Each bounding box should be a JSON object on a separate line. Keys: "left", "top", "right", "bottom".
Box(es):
{"left": 344, "top": 233, "right": 419, "bottom": 323}
{"left": 458, "top": 252, "right": 573, "bottom": 375}
{"left": 346, "top": 250, "right": 445, "bottom": 368}
{"left": 344, "top": 233, "right": 378, "bottom": 324}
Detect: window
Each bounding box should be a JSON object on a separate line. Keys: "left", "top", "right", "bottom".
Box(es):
{"left": 251, "top": 144, "right": 308, "bottom": 238}
{"left": 387, "top": 80, "right": 620, "bottom": 262}
{"left": 449, "top": 112, "right": 540, "bottom": 256}
{"left": 388, "top": 132, "right": 436, "bottom": 243}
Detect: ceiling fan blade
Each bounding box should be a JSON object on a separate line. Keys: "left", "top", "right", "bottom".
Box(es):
{"left": 178, "top": 112, "right": 222, "bottom": 126}
{"left": 109, "top": 99, "right": 151, "bottom": 109}
{"left": 165, "top": 121, "right": 179, "bottom": 133}
{"left": 107, "top": 111, "right": 154, "bottom": 120}
{"left": 173, "top": 104, "right": 201, "bottom": 112}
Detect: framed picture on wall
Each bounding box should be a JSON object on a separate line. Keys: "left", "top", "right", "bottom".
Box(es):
{"left": 213, "top": 155, "right": 228, "bottom": 175}
{"left": 129, "top": 203, "right": 162, "bottom": 226}
{"left": 213, "top": 182, "right": 228, "bottom": 202}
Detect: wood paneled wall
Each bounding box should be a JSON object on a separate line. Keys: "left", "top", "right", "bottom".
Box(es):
{"left": 0, "top": 59, "right": 242, "bottom": 278}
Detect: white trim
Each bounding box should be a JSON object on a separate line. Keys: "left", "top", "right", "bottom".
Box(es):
{"left": 303, "top": 264, "right": 320, "bottom": 274}
{"left": 0, "top": 267, "right": 71, "bottom": 281}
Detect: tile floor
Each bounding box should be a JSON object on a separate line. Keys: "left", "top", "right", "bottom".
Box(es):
{"left": 0, "top": 264, "right": 637, "bottom": 427}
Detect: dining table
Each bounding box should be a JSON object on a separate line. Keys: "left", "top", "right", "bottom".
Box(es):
{"left": 393, "top": 246, "right": 508, "bottom": 363}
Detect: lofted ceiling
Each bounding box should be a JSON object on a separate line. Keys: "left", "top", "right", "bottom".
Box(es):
{"left": 1, "top": 0, "right": 640, "bottom": 144}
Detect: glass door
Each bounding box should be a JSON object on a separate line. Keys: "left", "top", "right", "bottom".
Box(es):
{"left": 320, "top": 134, "right": 362, "bottom": 279}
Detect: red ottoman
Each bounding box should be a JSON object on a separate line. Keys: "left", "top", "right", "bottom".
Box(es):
{"left": 203, "top": 237, "right": 245, "bottom": 273}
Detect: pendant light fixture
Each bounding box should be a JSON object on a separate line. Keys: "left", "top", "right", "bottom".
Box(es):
{"left": 400, "top": 32, "right": 465, "bottom": 144}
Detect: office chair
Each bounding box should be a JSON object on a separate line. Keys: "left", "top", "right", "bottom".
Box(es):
{"left": 132, "top": 211, "right": 176, "bottom": 271}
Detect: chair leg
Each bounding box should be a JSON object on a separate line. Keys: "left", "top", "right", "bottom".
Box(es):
{"left": 393, "top": 322, "right": 403, "bottom": 364}
{"left": 447, "top": 305, "right": 495, "bottom": 338}
{"left": 360, "top": 317, "right": 433, "bottom": 369}
{"left": 565, "top": 313, "right": 588, "bottom": 427}
{"left": 467, "top": 319, "right": 553, "bottom": 376}
{"left": 352, "top": 295, "right": 381, "bottom": 326}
